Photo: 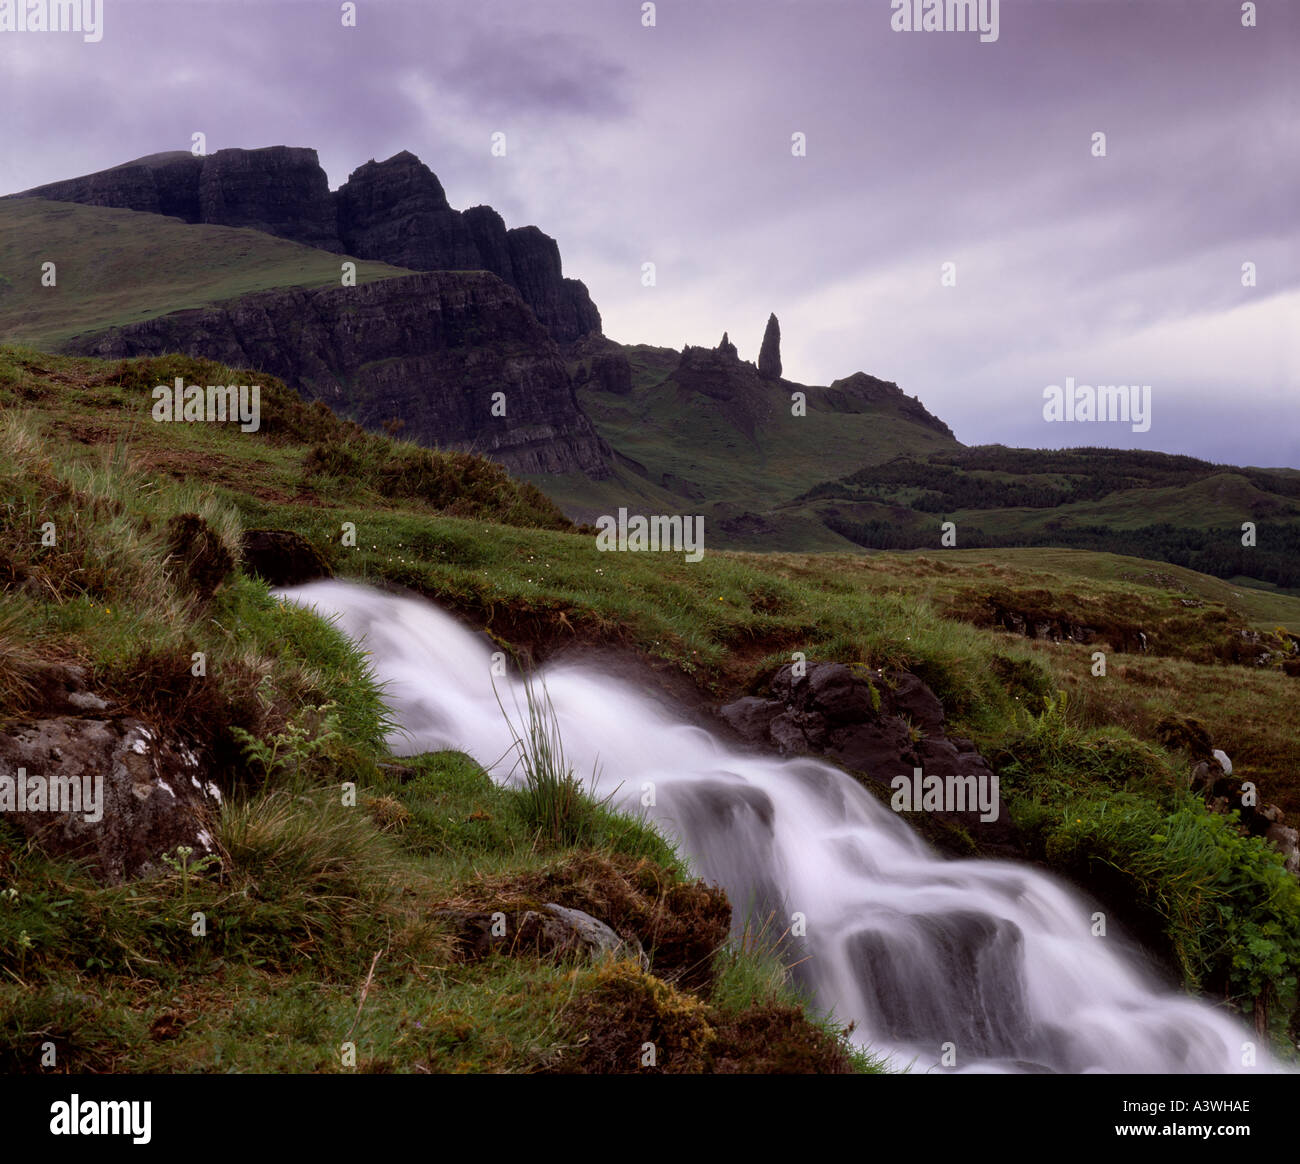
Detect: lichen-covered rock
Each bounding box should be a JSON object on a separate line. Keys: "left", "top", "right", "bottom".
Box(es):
{"left": 0, "top": 717, "right": 220, "bottom": 883}
{"left": 435, "top": 902, "right": 648, "bottom": 968}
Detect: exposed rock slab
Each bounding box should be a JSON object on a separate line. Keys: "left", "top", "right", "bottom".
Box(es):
{"left": 0, "top": 716, "right": 219, "bottom": 884}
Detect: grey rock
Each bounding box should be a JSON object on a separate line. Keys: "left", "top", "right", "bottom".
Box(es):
{"left": 540, "top": 903, "right": 648, "bottom": 967}
{"left": 0, "top": 717, "right": 218, "bottom": 884}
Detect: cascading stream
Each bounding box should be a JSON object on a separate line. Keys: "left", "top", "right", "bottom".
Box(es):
{"left": 283, "top": 580, "right": 1271, "bottom": 1074}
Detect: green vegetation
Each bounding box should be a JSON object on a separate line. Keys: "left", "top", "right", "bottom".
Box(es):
{"left": 801, "top": 447, "right": 1300, "bottom": 591}
{"left": 0, "top": 345, "right": 870, "bottom": 1073}
{"left": 541, "top": 342, "right": 954, "bottom": 545}
{"left": 2, "top": 343, "right": 1299, "bottom": 1067}
{"left": 996, "top": 693, "right": 1300, "bottom": 1041}
{"left": 0, "top": 200, "right": 411, "bottom": 349}
{"left": 560, "top": 349, "right": 1300, "bottom": 589}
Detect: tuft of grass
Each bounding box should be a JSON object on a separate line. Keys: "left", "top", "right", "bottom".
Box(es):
{"left": 495, "top": 672, "right": 601, "bottom": 847}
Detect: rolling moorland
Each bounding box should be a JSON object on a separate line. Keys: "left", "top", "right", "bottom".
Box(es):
{"left": 1, "top": 149, "right": 1298, "bottom": 1071}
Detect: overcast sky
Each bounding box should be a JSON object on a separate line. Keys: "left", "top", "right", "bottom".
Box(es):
{"left": 2, "top": 0, "right": 1296, "bottom": 466}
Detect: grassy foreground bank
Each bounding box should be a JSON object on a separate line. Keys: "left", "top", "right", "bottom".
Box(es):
{"left": 1, "top": 345, "right": 1298, "bottom": 1066}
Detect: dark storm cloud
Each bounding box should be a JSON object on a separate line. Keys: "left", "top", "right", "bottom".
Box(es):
{"left": 0, "top": 0, "right": 1294, "bottom": 464}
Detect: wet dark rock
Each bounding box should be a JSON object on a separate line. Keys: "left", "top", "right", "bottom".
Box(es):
{"left": 721, "top": 662, "right": 1016, "bottom": 853}
{"left": 846, "top": 911, "right": 1031, "bottom": 1058}
{"left": 240, "top": 529, "right": 333, "bottom": 588}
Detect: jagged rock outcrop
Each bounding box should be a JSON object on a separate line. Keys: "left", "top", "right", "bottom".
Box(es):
{"left": 67, "top": 271, "right": 612, "bottom": 479}
{"left": 5, "top": 148, "right": 342, "bottom": 251}
{"left": 4, "top": 150, "right": 204, "bottom": 219}
{"left": 462, "top": 204, "right": 517, "bottom": 283}
{"left": 198, "top": 147, "right": 340, "bottom": 251}
{"left": 590, "top": 352, "right": 633, "bottom": 395}
{"left": 675, "top": 343, "right": 764, "bottom": 402}
{"left": 500, "top": 225, "right": 601, "bottom": 345}
{"left": 669, "top": 342, "right": 776, "bottom": 442}
{"left": 758, "top": 313, "right": 781, "bottom": 381}
{"left": 7, "top": 146, "right": 602, "bottom": 343}
{"left": 336, "top": 150, "right": 480, "bottom": 270}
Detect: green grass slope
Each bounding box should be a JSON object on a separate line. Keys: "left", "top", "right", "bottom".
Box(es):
{"left": 542, "top": 341, "right": 957, "bottom": 548}
{"left": 797, "top": 447, "right": 1300, "bottom": 592}
{"left": 0, "top": 200, "right": 412, "bottom": 350}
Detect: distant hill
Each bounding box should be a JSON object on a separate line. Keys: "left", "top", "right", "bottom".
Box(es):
{"left": 5, "top": 149, "right": 1297, "bottom": 593}
{"left": 535, "top": 333, "right": 961, "bottom": 550}
{"left": 792, "top": 446, "right": 1300, "bottom": 592}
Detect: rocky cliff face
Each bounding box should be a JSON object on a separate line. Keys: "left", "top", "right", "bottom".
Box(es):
{"left": 67, "top": 272, "right": 612, "bottom": 479}
{"left": 6, "top": 146, "right": 601, "bottom": 343}
{"left": 336, "top": 150, "right": 480, "bottom": 270}
{"left": 5, "top": 150, "right": 205, "bottom": 219}
{"left": 199, "top": 146, "right": 340, "bottom": 251}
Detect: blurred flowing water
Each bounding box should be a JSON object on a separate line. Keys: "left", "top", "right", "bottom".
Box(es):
{"left": 284, "top": 580, "right": 1271, "bottom": 1074}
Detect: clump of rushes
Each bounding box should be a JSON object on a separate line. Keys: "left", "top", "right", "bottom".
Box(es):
{"left": 495, "top": 672, "right": 603, "bottom": 846}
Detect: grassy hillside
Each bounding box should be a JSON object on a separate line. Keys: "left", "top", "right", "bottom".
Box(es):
{"left": 0, "top": 200, "right": 412, "bottom": 349}
{"left": 3, "top": 344, "right": 1299, "bottom": 1066}
{"left": 554, "top": 346, "right": 1300, "bottom": 596}
{"left": 541, "top": 341, "right": 957, "bottom": 546}
{"left": 794, "top": 447, "right": 1300, "bottom": 592}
